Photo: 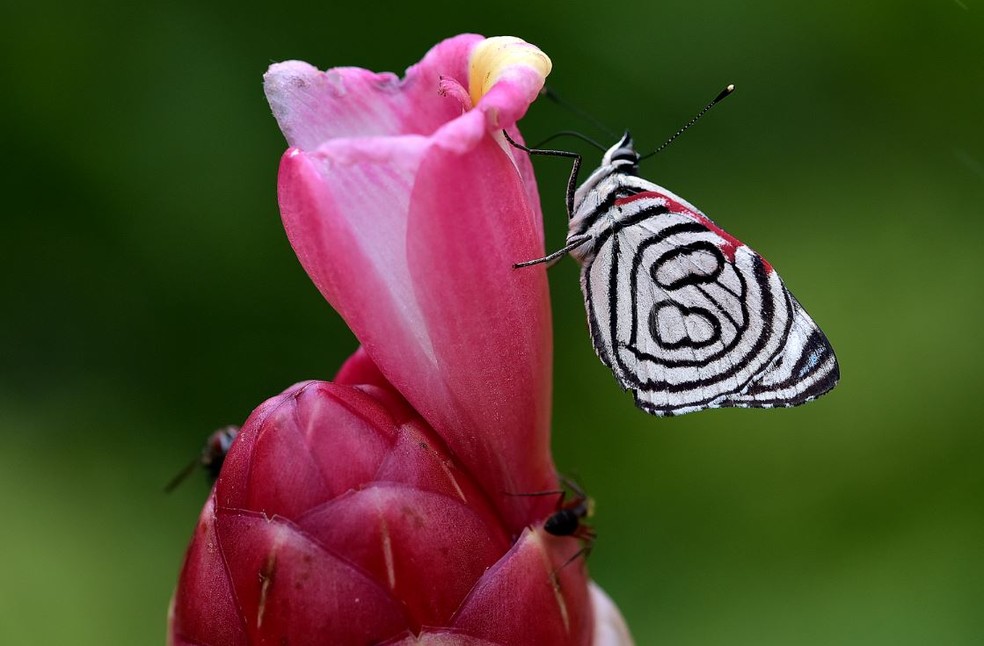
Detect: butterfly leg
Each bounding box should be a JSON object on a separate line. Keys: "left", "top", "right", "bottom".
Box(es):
{"left": 513, "top": 234, "right": 592, "bottom": 269}
{"left": 501, "top": 130, "right": 582, "bottom": 219}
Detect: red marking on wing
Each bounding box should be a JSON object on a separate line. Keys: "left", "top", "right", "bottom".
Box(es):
{"left": 690, "top": 211, "right": 742, "bottom": 263}
{"left": 759, "top": 255, "right": 773, "bottom": 273}
{"left": 614, "top": 191, "right": 664, "bottom": 207}
{"left": 614, "top": 189, "right": 774, "bottom": 272}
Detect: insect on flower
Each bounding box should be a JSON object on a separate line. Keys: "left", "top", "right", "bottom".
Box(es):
{"left": 544, "top": 479, "right": 596, "bottom": 571}
{"left": 505, "top": 85, "right": 840, "bottom": 417}
{"left": 170, "top": 36, "right": 631, "bottom": 646}
{"left": 164, "top": 425, "right": 239, "bottom": 493}
{"left": 512, "top": 477, "right": 597, "bottom": 570}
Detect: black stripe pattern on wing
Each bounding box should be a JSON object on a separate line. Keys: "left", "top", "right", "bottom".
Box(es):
{"left": 575, "top": 179, "right": 798, "bottom": 414}
{"left": 570, "top": 185, "right": 647, "bottom": 237}
{"left": 619, "top": 251, "right": 789, "bottom": 396}
{"left": 559, "top": 133, "right": 838, "bottom": 416}
{"left": 733, "top": 306, "right": 840, "bottom": 408}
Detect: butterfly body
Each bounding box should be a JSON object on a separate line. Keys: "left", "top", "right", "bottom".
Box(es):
{"left": 525, "top": 131, "right": 839, "bottom": 416}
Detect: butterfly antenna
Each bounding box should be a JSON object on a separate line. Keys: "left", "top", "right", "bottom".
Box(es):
{"left": 532, "top": 130, "right": 607, "bottom": 152}
{"left": 639, "top": 84, "right": 735, "bottom": 161}
{"left": 541, "top": 85, "right": 619, "bottom": 139}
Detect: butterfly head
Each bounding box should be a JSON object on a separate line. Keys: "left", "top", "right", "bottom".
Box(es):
{"left": 602, "top": 131, "right": 640, "bottom": 175}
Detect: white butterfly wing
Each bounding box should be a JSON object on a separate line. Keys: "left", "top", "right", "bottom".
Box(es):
{"left": 579, "top": 189, "right": 837, "bottom": 416}
{"left": 730, "top": 294, "right": 839, "bottom": 407}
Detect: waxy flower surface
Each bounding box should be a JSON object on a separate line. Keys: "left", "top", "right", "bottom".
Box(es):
{"left": 168, "top": 35, "right": 632, "bottom": 645}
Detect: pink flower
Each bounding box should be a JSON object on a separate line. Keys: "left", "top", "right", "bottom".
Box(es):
{"left": 168, "top": 35, "right": 632, "bottom": 645}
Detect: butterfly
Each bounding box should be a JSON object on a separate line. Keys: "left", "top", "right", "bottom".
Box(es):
{"left": 504, "top": 96, "right": 839, "bottom": 416}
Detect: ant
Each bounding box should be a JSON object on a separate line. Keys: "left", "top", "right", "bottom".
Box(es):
{"left": 164, "top": 425, "right": 240, "bottom": 493}
{"left": 511, "top": 476, "right": 596, "bottom": 571}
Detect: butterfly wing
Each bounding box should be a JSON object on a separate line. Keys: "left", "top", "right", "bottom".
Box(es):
{"left": 580, "top": 188, "right": 838, "bottom": 416}
{"left": 729, "top": 294, "right": 840, "bottom": 407}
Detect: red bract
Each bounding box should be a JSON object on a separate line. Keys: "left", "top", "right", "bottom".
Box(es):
{"left": 168, "top": 35, "right": 633, "bottom": 645}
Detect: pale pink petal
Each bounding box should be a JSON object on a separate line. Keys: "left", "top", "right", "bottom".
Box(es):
{"left": 278, "top": 138, "right": 557, "bottom": 532}
{"left": 270, "top": 36, "right": 556, "bottom": 532}
{"left": 264, "top": 34, "right": 483, "bottom": 149}
{"left": 275, "top": 144, "right": 446, "bottom": 417}
{"left": 405, "top": 137, "right": 556, "bottom": 529}
{"left": 466, "top": 36, "right": 549, "bottom": 225}
{"left": 590, "top": 582, "right": 636, "bottom": 646}
{"left": 233, "top": 36, "right": 613, "bottom": 644}
{"left": 504, "top": 122, "right": 546, "bottom": 237}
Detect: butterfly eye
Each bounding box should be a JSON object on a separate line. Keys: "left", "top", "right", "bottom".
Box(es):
{"left": 609, "top": 148, "right": 638, "bottom": 164}
{"left": 607, "top": 147, "right": 640, "bottom": 175}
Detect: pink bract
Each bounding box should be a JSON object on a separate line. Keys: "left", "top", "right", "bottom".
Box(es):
{"left": 265, "top": 34, "right": 554, "bottom": 533}
{"left": 169, "top": 35, "right": 633, "bottom": 646}
{"left": 169, "top": 378, "right": 596, "bottom": 644}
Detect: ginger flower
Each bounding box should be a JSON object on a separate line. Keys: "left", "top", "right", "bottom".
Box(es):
{"left": 168, "top": 34, "right": 633, "bottom": 646}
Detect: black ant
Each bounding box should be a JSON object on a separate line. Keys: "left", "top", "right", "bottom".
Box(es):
{"left": 164, "top": 425, "right": 240, "bottom": 493}
{"left": 510, "top": 477, "right": 596, "bottom": 570}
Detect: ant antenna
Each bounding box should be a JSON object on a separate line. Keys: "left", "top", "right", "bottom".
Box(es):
{"left": 532, "top": 130, "right": 607, "bottom": 152}
{"left": 163, "top": 425, "right": 239, "bottom": 493}
{"left": 503, "top": 477, "right": 595, "bottom": 573}
{"left": 163, "top": 457, "right": 200, "bottom": 493}
{"left": 639, "top": 84, "right": 735, "bottom": 161}
{"left": 541, "top": 86, "right": 619, "bottom": 139}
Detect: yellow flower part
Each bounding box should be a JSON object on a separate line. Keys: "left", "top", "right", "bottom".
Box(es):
{"left": 468, "top": 36, "right": 552, "bottom": 107}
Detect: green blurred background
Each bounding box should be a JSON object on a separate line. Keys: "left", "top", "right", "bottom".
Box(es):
{"left": 2, "top": 0, "right": 982, "bottom": 643}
